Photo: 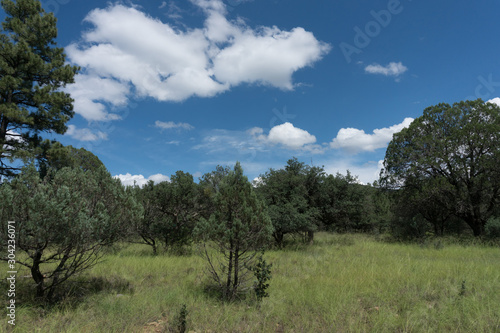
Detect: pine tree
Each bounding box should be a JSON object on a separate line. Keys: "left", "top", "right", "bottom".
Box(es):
{"left": 0, "top": 0, "right": 78, "bottom": 178}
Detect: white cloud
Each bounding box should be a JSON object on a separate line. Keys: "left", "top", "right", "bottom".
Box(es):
{"left": 64, "top": 74, "right": 128, "bottom": 121}
{"left": 487, "top": 97, "right": 500, "bottom": 107}
{"left": 267, "top": 122, "right": 317, "bottom": 149}
{"left": 330, "top": 118, "right": 414, "bottom": 154}
{"left": 2, "top": 130, "right": 25, "bottom": 154}
{"left": 250, "top": 122, "right": 317, "bottom": 150}
{"left": 155, "top": 120, "right": 194, "bottom": 130}
{"left": 211, "top": 26, "right": 331, "bottom": 89}
{"left": 364, "top": 62, "right": 408, "bottom": 77}
{"left": 324, "top": 160, "right": 384, "bottom": 185}
{"left": 66, "top": 1, "right": 330, "bottom": 121}
{"left": 66, "top": 125, "right": 108, "bottom": 141}
{"left": 114, "top": 173, "right": 170, "bottom": 187}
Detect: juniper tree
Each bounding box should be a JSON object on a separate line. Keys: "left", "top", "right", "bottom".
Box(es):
{"left": 195, "top": 162, "right": 273, "bottom": 301}
{"left": 381, "top": 99, "right": 500, "bottom": 236}
{"left": 0, "top": 165, "right": 142, "bottom": 301}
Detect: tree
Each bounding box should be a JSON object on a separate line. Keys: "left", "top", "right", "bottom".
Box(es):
{"left": 0, "top": 165, "right": 142, "bottom": 301}
{"left": 319, "top": 171, "right": 368, "bottom": 233}
{"left": 255, "top": 158, "right": 319, "bottom": 247}
{"left": 195, "top": 162, "right": 272, "bottom": 301}
{"left": 381, "top": 99, "right": 500, "bottom": 236}
{"left": 155, "top": 171, "right": 200, "bottom": 250}
{"left": 0, "top": 0, "right": 78, "bottom": 178}
{"left": 130, "top": 180, "right": 162, "bottom": 255}
{"left": 130, "top": 171, "right": 200, "bottom": 255}
{"left": 36, "top": 141, "right": 104, "bottom": 178}
{"left": 198, "top": 165, "right": 231, "bottom": 219}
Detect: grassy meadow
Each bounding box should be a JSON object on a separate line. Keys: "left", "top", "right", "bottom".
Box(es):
{"left": 2, "top": 233, "right": 500, "bottom": 332}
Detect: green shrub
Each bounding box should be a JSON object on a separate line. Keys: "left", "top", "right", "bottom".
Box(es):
{"left": 485, "top": 217, "right": 500, "bottom": 239}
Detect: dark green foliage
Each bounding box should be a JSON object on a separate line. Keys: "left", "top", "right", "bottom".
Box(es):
{"left": 253, "top": 253, "right": 272, "bottom": 302}
{"left": 155, "top": 171, "right": 199, "bottom": 250}
{"left": 319, "top": 171, "right": 369, "bottom": 233}
{"left": 130, "top": 171, "right": 199, "bottom": 254}
{"left": 195, "top": 162, "right": 273, "bottom": 301}
{"left": 255, "top": 158, "right": 320, "bottom": 247}
{"left": 130, "top": 181, "right": 161, "bottom": 255}
{"left": 0, "top": 165, "right": 142, "bottom": 301}
{"left": 0, "top": 0, "right": 79, "bottom": 178}
{"left": 174, "top": 304, "right": 188, "bottom": 333}
{"left": 36, "top": 141, "right": 104, "bottom": 178}
{"left": 381, "top": 99, "right": 500, "bottom": 237}
{"left": 459, "top": 280, "right": 467, "bottom": 297}
{"left": 484, "top": 217, "right": 500, "bottom": 239}
{"left": 364, "top": 183, "right": 394, "bottom": 234}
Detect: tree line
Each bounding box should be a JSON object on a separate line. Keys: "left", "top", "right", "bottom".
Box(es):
{"left": 0, "top": 0, "right": 499, "bottom": 303}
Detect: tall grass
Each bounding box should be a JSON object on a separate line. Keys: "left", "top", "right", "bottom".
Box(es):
{"left": 1, "top": 233, "right": 499, "bottom": 332}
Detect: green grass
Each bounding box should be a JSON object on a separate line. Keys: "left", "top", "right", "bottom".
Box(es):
{"left": 2, "top": 233, "right": 500, "bottom": 332}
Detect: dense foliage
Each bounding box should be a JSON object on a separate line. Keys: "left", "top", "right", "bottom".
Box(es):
{"left": 0, "top": 0, "right": 78, "bottom": 178}
{"left": 381, "top": 99, "right": 500, "bottom": 237}
{"left": 0, "top": 165, "right": 142, "bottom": 301}
{"left": 195, "top": 162, "right": 273, "bottom": 301}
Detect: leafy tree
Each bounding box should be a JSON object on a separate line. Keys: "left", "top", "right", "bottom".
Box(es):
{"left": 130, "top": 180, "right": 162, "bottom": 255}
{"left": 198, "top": 165, "right": 231, "bottom": 219}
{"left": 381, "top": 99, "right": 500, "bottom": 236}
{"left": 256, "top": 158, "right": 318, "bottom": 247}
{"left": 0, "top": 165, "right": 142, "bottom": 301}
{"left": 0, "top": 0, "right": 78, "bottom": 178}
{"left": 195, "top": 162, "right": 272, "bottom": 301}
{"left": 131, "top": 171, "right": 200, "bottom": 254}
{"left": 37, "top": 141, "right": 104, "bottom": 178}
{"left": 155, "top": 171, "right": 200, "bottom": 250}
{"left": 303, "top": 165, "right": 325, "bottom": 242}
{"left": 318, "top": 171, "right": 368, "bottom": 233}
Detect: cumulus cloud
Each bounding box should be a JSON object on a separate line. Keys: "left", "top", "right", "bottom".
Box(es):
{"left": 66, "top": 1, "right": 330, "bottom": 121}
{"left": 114, "top": 173, "right": 170, "bottom": 187}
{"left": 266, "top": 122, "right": 317, "bottom": 149}
{"left": 64, "top": 73, "right": 129, "bottom": 121}
{"left": 364, "top": 62, "right": 408, "bottom": 77}
{"left": 330, "top": 118, "right": 414, "bottom": 154}
{"left": 487, "top": 97, "right": 500, "bottom": 107}
{"left": 155, "top": 120, "right": 194, "bottom": 130}
{"left": 248, "top": 122, "right": 318, "bottom": 150}
{"left": 66, "top": 125, "right": 108, "bottom": 141}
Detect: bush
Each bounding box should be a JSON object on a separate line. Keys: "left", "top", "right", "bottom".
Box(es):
{"left": 485, "top": 217, "right": 500, "bottom": 239}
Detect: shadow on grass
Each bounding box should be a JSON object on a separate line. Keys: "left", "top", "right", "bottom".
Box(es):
{"left": 0, "top": 274, "right": 133, "bottom": 312}
{"left": 378, "top": 233, "right": 500, "bottom": 248}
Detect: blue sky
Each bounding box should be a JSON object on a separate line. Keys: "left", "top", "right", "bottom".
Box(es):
{"left": 21, "top": 0, "right": 500, "bottom": 185}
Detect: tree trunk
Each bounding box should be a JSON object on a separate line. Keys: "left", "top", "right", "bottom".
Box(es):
{"left": 152, "top": 241, "right": 157, "bottom": 256}
{"left": 307, "top": 230, "right": 314, "bottom": 244}
{"left": 226, "top": 237, "right": 233, "bottom": 299}
{"left": 233, "top": 243, "right": 239, "bottom": 299}
{"left": 273, "top": 231, "right": 284, "bottom": 248}
{"left": 465, "top": 216, "right": 483, "bottom": 237}
{"left": 31, "top": 250, "right": 45, "bottom": 299}
{"left": 46, "top": 247, "right": 72, "bottom": 301}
